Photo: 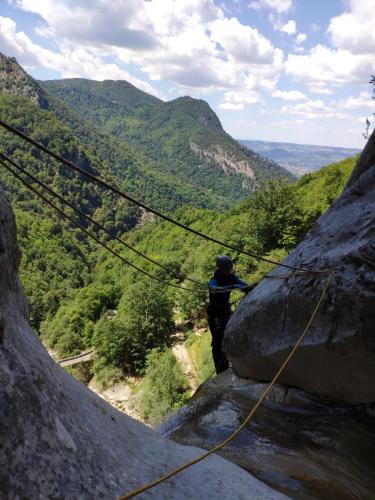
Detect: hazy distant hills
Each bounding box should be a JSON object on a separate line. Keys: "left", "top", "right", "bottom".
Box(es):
{"left": 240, "top": 140, "right": 361, "bottom": 177}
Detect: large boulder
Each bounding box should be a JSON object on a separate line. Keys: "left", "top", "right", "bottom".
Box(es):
{"left": 223, "top": 131, "right": 375, "bottom": 404}
{"left": 0, "top": 187, "right": 286, "bottom": 498}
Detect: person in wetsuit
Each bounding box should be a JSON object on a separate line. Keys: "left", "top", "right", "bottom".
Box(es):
{"left": 207, "top": 255, "right": 253, "bottom": 374}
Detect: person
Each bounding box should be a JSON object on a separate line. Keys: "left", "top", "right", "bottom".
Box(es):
{"left": 207, "top": 255, "right": 254, "bottom": 374}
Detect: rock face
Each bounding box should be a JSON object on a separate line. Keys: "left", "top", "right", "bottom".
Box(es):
{"left": 224, "top": 131, "right": 375, "bottom": 404}
{"left": 162, "top": 370, "right": 375, "bottom": 500}
{"left": 0, "top": 52, "right": 49, "bottom": 108}
{"left": 0, "top": 188, "right": 285, "bottom": 498}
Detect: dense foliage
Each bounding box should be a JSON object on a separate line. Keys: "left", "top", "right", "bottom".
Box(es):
{"left": 42, "top": 79, "right": 293, "bottom": 204}
{"left": 139, "top": 348, "right": 190, "bottom": 424}
{"left": 34, "top": 155, "right": 355, "bottom": 374}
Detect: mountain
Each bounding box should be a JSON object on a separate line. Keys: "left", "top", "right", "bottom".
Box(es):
{"left": 0, "top": 54, "right": 49, "bottom": 108}
{"left": 41, "top": 78, "right": 293, "bottom": 203}
{"left": 240, "top": 139, "right": 360, "bottom": 177}
{"left": 0, "top": 53, "right": 229, "bottom": 213}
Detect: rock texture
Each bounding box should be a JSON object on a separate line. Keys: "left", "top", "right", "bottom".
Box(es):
{"left": 162, "top": 370, "right": 375, "bottom": 500}
{"left": 224, "top": 130, "right": 375, "bottom": 404}
{"left": 0, "top": 188, "right": 285, "bottom": 498}
{"left": 0, "top": 52, "right": 49, "bottom": 108}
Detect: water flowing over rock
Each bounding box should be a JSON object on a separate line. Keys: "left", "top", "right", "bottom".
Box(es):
{"left": 224, "top": 130, "right": 375, "bottom": 404}
{"left": 162, "top": 370, "right": 375, "bottom": 499}
{"left": 0, "top": 187, "right": 286, "bottom": 498}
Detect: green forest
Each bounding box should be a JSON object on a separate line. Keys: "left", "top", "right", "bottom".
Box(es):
{"left": 42, "top": 78, "right": 293, "bottom": 203}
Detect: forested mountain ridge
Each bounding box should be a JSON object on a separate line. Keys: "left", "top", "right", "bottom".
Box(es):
{"left": 0, "top": 53, "right": 229, "bottom": 212}
{"left": 42, "top": 78, "right": 293, "bottom": 202}
{"left": 0, "top": 53, "right": 221, "bottom": 326}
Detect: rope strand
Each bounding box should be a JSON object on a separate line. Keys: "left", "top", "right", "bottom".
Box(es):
{"left": 0, "top": 151, "right": 208, "bottom": 289}
{"left": 0, "top": 158, "right": 204, "bottom": 293}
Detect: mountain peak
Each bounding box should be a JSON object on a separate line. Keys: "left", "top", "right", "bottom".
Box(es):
{"left": 0, "top": 52, "right": 49, "bottom": 108}
{"left": 168, "top": 95, "right": 223, "bottom": 131}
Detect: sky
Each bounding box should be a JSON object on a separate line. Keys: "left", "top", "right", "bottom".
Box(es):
{"left": 0, "top": 0, "right": 374, "bottom": 148}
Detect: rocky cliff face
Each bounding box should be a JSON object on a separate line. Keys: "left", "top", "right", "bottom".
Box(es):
{"left": 224, "top": 130, "right": 375, "bottom": 404}
{"left": 0, "top": 52, "right": 49, "bottom": 108}
{"left": 190, "top": 141, "right": 256, "bottom": 180}
{"left": 0, "top": 187, "right": 286, "bottom": 498}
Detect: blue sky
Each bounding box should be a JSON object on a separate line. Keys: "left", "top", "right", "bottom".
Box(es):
{"left": 1, "top": 0, "right": 374, "bottom": 148}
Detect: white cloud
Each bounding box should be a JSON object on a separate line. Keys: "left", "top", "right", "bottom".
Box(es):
{"left": 0, "top": 16, "right": 162, "bottom": 96}
{"left": 270, "top": 119, "right": 306, "bottom": 126}
{"left": 249, "top": 0, "right": 292, "bottom": 13}
{"left": 310, "top": 23, "right": 320, "bottom": 32}
{"left": 307, "top": 82, "right": 334, "bottom": 95}
{"left": 339, "top": 91, "right": 374, "bottom": 110}
{"left": 268, "top": 14, "right": 296, "bottom": 35}
{"left": 328, "top": 0, "right": 375, "bottom": 55}
{"left": 223, "top": 89, "right": 264, "bottom": 105}
{"left": 285, "top": 44, "right": 374, "bottom": 85}
{"left": 272, "top": 89, "right": 307, "bottom": 100}
{"left": 280, "top": 20, "right": 296, "bottom": 35}
{"left": 219, "top": 102, "right": 244, "bottom": 110}
{"left": 295, "top": 33, "right": 307, "bottom": 45}
{"left": 283, "top": 1, "right": 375, "bottom": 92}
{"left": 7, "top": 0, "right": 283, "bottom": 96}
{"left": 210, "top": 17, "right": 276, "bottom": 64}
{"left": 280, "top": 99, "right": 349, "bottom": 119}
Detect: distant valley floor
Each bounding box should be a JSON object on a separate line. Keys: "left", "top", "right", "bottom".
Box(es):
{"left": 240, "top": 139, "right": 360, "bottom": 177}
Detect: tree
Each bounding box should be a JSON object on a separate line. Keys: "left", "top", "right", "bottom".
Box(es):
{"left": 363, "top": 75, "right": 375, "bottom": 140}
{"left": 139, "top": 348, "right": 189, "bottom": 424}
{"left": 92, "top": 278, "right": 174, "bottom": 375}
{"left": 248, "top": 180, "right": 307, "bottom": 252}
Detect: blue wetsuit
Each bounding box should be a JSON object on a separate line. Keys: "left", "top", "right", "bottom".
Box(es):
{"left": 207, "top": 270, "right": 248, "bottom": 373}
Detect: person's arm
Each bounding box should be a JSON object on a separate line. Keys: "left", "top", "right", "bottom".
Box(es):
{"left": 231, "top": 274, "right": 248, "bottom": 287}
{"left": 208, "top": 277, "right": 235, "bottom": 291}
{"left": 208, "top": 275, "right": 249, "bottom": 292}
{"left": 232, "top": 274, "right": 258, "bottom": 293}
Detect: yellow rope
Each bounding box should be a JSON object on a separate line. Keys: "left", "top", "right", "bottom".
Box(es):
{"left": 119, "top": 270, "right": 335, "bottom": 499}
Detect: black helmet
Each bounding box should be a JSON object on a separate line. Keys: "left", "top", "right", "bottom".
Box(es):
{"left": 216, "top": 255, "right": 233, "bottom": 272}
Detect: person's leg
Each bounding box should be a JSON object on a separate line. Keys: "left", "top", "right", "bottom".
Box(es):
{"left": 208, "top": 316, "right": 229, "bottom": 374}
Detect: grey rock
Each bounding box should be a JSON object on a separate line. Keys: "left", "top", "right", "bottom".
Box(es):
{"left": 162, "top": 369, "right": 375, "bottom": 500}
{"left": 224, "top": 130, "right": 375, "bottom": 404}
{"left": 0, "top": 189, "right": 287, "bottom": 499}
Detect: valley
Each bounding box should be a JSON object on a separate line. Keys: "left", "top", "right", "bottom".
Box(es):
{"left": 240, "top": 139, "right": 360, "bottom": 177}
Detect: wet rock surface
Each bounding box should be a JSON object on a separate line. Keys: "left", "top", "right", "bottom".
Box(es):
{"left": 0, "top": 186, "right": 286, "bottom": 499}
{"left": 224, "top": 131, "right": 375, "bottom": 404}
{"left": 162, "top": 370, "right": 375, "bottom": 499}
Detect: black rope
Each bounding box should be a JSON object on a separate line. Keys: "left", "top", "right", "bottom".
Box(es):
{"left": 0, "top": 151, "right": 208, "bottom": 289}
{"left": 0, "top": 119, "right": 326, "bottom": 274}
{"left": 0, "top": 156, "right": 251, "bottom": 295}
{"left": 0, "top": 158, "right": 205, "bottom": 293}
